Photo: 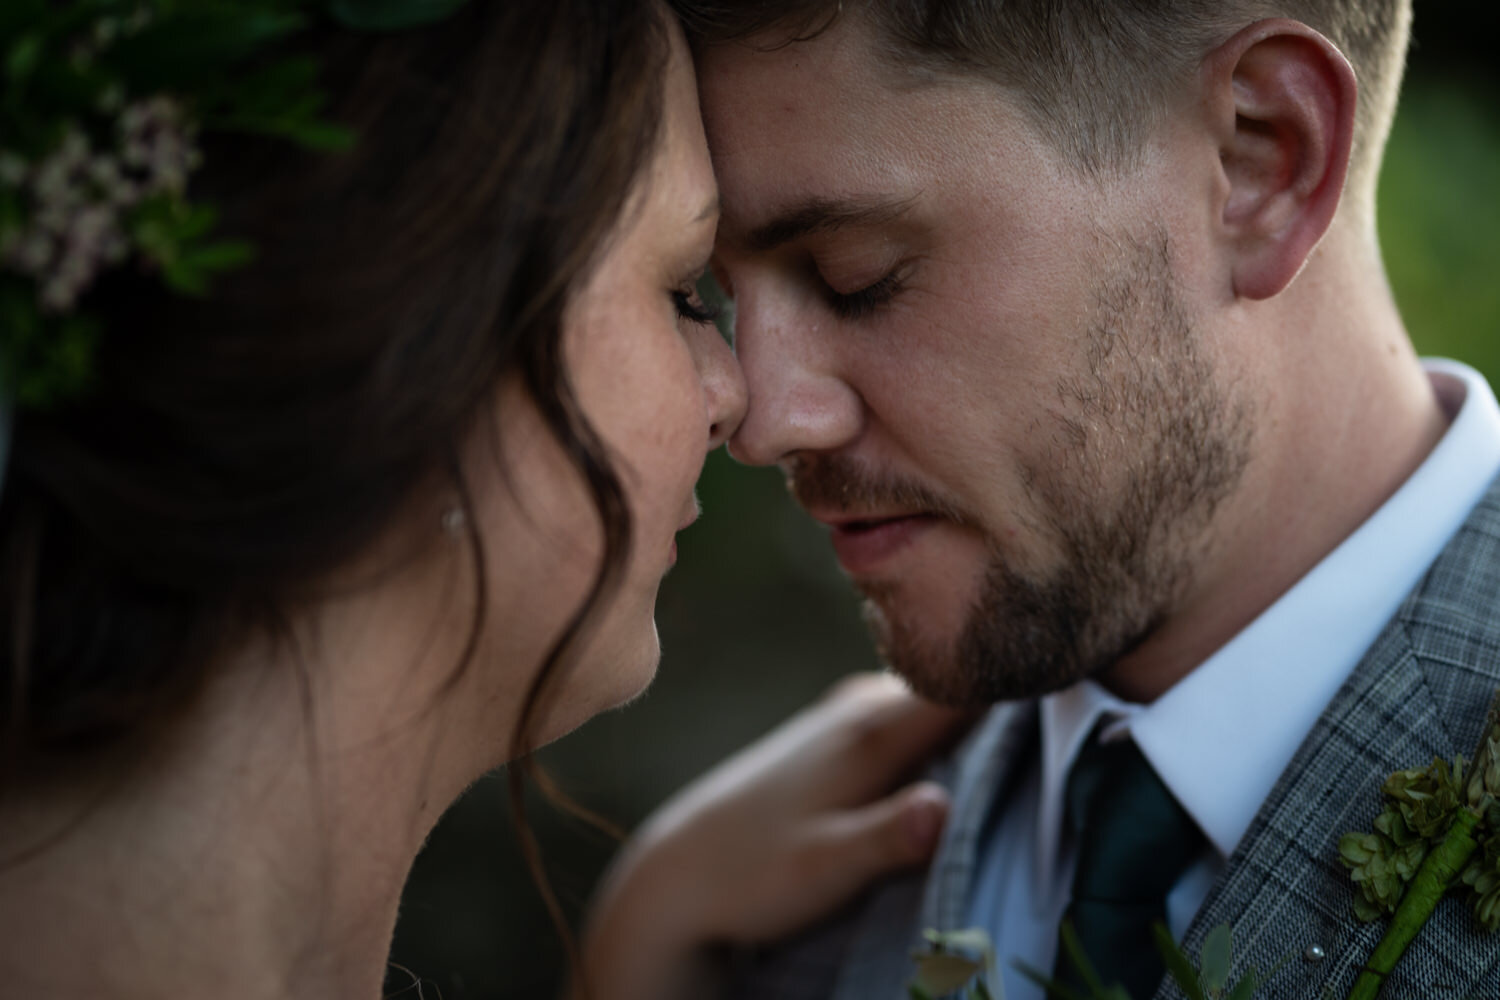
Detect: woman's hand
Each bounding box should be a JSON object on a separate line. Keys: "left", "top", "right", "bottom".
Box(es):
{"left": 580, "top": 672, "right": 976, "bottom": 1000}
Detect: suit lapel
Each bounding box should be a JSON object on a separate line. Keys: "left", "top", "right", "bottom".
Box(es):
{"left": 1166, "top": 481, "right": 1500, "bottom": 999}
{"left": 831, "top": 701, "right": 1036, "bottom": 1000}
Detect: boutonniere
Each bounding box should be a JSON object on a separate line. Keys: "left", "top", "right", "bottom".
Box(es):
{"left": 1337, "top": 688, "right": 1500, "bottom": 999}
{"left": 908, "top": 928, "right": 997, "bottom": 1000}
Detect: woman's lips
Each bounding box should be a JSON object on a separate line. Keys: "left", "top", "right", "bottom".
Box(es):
{"left": 669, "top": 491, "right": 701, "bottom": 567}
{"left": 827, "top": 514, "right": 936, "bottom": 576}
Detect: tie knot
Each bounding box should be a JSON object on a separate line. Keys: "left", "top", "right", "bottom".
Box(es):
{"left": 1065, "top": 735, "right": 1204, "bottom": 903}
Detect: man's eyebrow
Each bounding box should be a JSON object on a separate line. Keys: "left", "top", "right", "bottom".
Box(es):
{"left": 744, "top": 196, "right": 913, "bottom": 253}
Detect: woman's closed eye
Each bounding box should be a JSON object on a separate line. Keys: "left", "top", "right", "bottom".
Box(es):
{"left": 673, "top": 281, "right": 721, "bottom": 326}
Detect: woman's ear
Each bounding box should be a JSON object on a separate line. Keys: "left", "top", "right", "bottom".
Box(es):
{"left": 1201, "top": 19, "right": 1357, "bottom": 301}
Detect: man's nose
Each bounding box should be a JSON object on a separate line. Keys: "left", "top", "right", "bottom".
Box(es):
{"left": 727, "top": 287, "right": 863, "bottom": 467}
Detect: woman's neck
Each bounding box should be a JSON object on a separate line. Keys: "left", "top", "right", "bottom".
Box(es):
{"left": 0, "top": 606, "right": 495, "bottom": 999}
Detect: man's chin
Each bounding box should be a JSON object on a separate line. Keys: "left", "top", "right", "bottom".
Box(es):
{"left": 860, "top": 582, "right": 1112, "bottom": 708}
{"left": 861, "top": 598, "right": 995, "bottom": 708}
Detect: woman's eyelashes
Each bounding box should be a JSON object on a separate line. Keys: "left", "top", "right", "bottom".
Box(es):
{"left": 826, "top": 268, "right": 905, "bottom": 321}
{"left": 673, "top": 282, "right": 721, "bottom": 326}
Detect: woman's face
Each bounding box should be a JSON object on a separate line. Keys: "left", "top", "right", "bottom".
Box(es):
{"left": 464, "top": 22, "right": 744, "bottom": 749}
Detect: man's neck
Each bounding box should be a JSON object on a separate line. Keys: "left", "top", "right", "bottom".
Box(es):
{"left": 1101, "top": 226, "right": 1448, "bottom": 703}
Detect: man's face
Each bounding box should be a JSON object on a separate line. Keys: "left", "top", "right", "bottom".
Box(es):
{"left": 701, "top": 16, "right": 1255, "bottom": 706}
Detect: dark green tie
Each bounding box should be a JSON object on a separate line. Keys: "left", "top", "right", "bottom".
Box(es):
{"left": 1052, "top": 733, "right": 1206, "bottom": 1000}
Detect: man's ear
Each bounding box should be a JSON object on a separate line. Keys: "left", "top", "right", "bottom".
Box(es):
{"left": 1201, "top": 19, "right": 1357, "bottom": 301}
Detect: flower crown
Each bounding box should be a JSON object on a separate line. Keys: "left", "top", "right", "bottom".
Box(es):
{"left": 0, "top": 0, "right": 470, "bottom": 412}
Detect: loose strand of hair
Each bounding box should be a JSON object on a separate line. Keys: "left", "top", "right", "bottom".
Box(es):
{"left": 529, "top": 764, "right": 627, "bottom": 843}
{"left": 503, "top": 337, "right": 634, "bottom": 1000}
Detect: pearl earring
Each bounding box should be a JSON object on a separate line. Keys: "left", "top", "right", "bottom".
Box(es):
{"left": 441, "top": 507, "right": 466, "bottom": 536}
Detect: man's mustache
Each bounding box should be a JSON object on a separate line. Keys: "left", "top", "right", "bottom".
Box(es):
{"left": 787, "top": 454, "right": 973, "bottom": 525}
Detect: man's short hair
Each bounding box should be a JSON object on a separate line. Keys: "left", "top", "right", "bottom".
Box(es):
{"left": 672, "top": 0, "right": 1412, "bottom": 188}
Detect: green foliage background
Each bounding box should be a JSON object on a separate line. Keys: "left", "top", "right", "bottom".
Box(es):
{"left": 1380, "top": 81, "right": 1500, "bottom": 378}
{"left": 387, "top": 26, "right": 1500, "bottom": 1000}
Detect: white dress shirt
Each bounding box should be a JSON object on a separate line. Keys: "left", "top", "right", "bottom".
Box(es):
{"left": 966, "top": 360, "right": 1500, "bottom": 1000}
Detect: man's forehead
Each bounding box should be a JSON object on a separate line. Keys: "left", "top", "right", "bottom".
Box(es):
{"left": 693, "top": 16, "right": 1064, "bottom": 257}
{"left": 692, "top": 6, "right": 940, "bottom": 94}
{"left": 695, "top": 41, "right": 928, "bottom": 251}
{"left": 692, "top": 10, "right": 913, "bottom": 157}
{"left": 720, "top": 194, "right": 916, "bottom": 254}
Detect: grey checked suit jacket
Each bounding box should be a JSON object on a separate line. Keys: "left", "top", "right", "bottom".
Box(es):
{"left": 732, "top": 473, "right": 1500, "bottom": 999}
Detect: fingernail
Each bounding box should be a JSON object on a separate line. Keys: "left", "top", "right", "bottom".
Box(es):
{"left": 904, "top": 785, "right": 949, "bottom": 853}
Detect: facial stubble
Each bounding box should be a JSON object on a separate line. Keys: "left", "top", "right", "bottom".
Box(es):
{"left": 844, "top": 232, "right": 1252, "bottom": 707}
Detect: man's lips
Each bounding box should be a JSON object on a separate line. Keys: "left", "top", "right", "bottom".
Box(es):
{"left": 821, "top": 513, "right": 939, "bottom": 576}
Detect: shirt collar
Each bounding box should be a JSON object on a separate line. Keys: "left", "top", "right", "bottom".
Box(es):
{"left": 1032, "top": 683, "right": 1140, "bottom": 898}
{"left": 1037, "top": 360, "right": 1500, "bottom": 868}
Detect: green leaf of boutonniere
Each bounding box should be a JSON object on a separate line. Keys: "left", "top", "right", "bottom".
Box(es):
{"left": 1153, "top": 922, "right": 1207, "bottom": 1000}
{"left": 1224, "top": 971, "right": 1260, "bottom": 1000}
{"left": 1008, "top": 920, "right": 1264, "bottom": 1000}
{"left": 1199, "top": 922, "right": 1233, "bottom": 995}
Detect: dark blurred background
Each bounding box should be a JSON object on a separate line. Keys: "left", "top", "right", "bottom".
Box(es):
{"left": 387, "top": 6, "right": 1500, "bottom": 997}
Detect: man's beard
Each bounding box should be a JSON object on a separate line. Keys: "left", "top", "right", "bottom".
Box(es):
{"left": 792, "top": 231, "right": 1252, "bottom": 707}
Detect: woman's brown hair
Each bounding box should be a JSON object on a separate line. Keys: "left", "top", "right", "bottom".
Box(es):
{"left": 0, "top": 0, "right": 668, "bottom": 917}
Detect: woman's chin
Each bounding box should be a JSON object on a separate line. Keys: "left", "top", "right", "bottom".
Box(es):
{"left": 526, "top": 620, "right": 662, "bottom": 749}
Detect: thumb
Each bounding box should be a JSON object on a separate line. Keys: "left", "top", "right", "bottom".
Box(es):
{"left": 809, "top": 781, "right": 952, "bottom": 894}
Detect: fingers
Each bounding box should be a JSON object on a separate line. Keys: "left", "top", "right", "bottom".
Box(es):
{"left": 796, "top": 780, "right": 952, "bottom": 911}
{"left": 878, "top": 780, "right": 952, "bottom": 864}
{"left": 814, "top": 673, "right": 978, "bottom": 802}
{"left": 591, "top": 674, "right": 972, "bottom": 959}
